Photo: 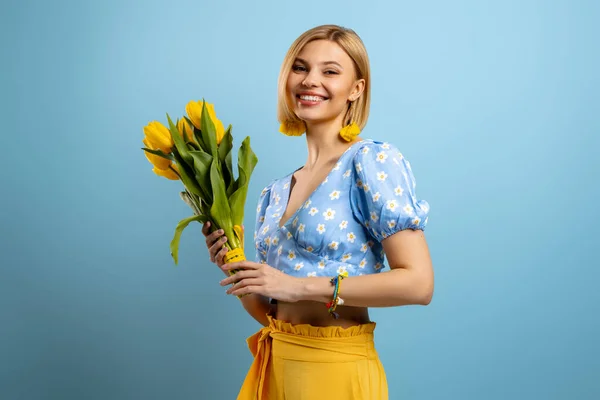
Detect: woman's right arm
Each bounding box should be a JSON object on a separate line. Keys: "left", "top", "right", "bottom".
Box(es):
{"left": 202, "top": 221, "right": 274, "bottom": 326}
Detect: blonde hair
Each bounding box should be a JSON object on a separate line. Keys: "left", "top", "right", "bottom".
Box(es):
{"left": 277, "top": 24, "right": 371, "bottom": 131}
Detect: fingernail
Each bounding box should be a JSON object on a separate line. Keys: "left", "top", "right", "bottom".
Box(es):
{"left": 221, "top": 237, "right": 227, "bottom": 242}
{"left": 218, "top": 229, "right": 224, "bottom": 234}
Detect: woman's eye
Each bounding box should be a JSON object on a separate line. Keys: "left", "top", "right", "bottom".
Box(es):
{"left": 324, "top": 70, "right": 339, "bottom": 75}
{"left": 292, "top": 65, "right": 306, "bottom": 72}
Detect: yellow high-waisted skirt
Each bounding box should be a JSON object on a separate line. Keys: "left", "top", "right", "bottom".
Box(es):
{"left": 237, "top": 315, "right": 388, "bottom": 399}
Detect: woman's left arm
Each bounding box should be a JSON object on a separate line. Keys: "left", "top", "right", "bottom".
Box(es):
{"left": 302, "top": 228, "right": 433, "bottom": 307}
{"left": 220, "top": 228, "right": 433, "bottom": 307}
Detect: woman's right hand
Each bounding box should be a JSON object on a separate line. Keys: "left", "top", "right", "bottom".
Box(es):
{"left": 201, "top": 221, "right": 230, "bottom": 277}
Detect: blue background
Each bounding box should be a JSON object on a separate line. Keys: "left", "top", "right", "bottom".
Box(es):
{"left": 2, "top": 0, "right": 599, "bottom": 399}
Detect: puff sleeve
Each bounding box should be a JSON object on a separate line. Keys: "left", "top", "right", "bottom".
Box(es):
{"left": 253, "top": 182, "right": 274, "bottom": 263}
{"left": 350, "top": 142, "right": 430, "bottom": 241}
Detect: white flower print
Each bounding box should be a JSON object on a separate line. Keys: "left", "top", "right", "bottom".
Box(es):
{"left": 274, "top": 193, "right": 281, "bottom": 205}
{"left": 259, "top": 216, "right": 265, "bottom": 223}
{"left": 382, "top": 232, "right": 388, "bottom": 239}
{"left": 337, "top": 266, "right": 348, "bottom": 275}
{"left": 386, "top": 200, "right": 398, "bottom": 212}
{"left": 397, "top": 152, "right": 404, "bottom": 160}
{"left": 341, "top": 253, "right": 352, "bottom": 262}
{"left": 283, "top": 182, "right": 289, "bottom": 189}
{"left": 377, "top": 171, "right": 388, "bottom": 181}
{"left": 339, "top": 220, "right": 348, "bottom": 230}
{"left": 343, "top": 169, "right": 351, "bottom": 178}
{"left": 272, "top": 237, "right": 280, "bottom": 246}
{"left": 347, "top": 232, "right": 356, "bottom": 243}
{"left": 307, "top": 271, "right": 317, "bottom": 277}
{"left": 375, "top": 262, "right": 383, "bottom": 270}
{"left": 287, "top": 250, "right": 296, "bottom": 260}
{"left": 403, "top": 204, "right": 414, "bottom": 215}
{"left": 356, "top": 179, "right": 364, "bottom": 189}
{"left": 265, "top": 237, "right": 271, "bottom": 246}
{"left": 394, "top": 186, "right": 404, "bottom": 196}
{"left": 359, "top": 259, "right": 367, "bottom": 268}
{"left": 360, "top": 243, "right": 368, "bottom": 252}
{"left": 382, "top": 142, "right": 390, "bottom": 149}
{"left": 361, "top": 147, "right": 370, "bottom": 155}
{"left": 376, "top": 151, "right": 388, "bottom": 163}
{"left": 323, "top": 208, "right": 336, "bottom": 221}
{"left": 309, "top": 207, "right": 319, "bottom": 216}
{"left": 329, "top": 190, "right": 340, "bottom": 200}
{"left": 372, "top": 192, "right": 381, "bottom": 202}
{"left": 253, "top": 232, "right": 257, "bottom": 240}
{"left": 294, "top": 262, "right": 304, "bottom": 271}
{"left": 323, "top": 177, "right": 329, "bottom": 184}
{"left": 317, "top": 224, "right": 326, "bottom": 234}
{"left": 318, "top": 260, "right": 326, "bottom": 269}
{"left": 363, "top": 183, "right": 370, "bottom": 193}
{"left": 388, "top": 220, "right": 397, "bottom": 229}
{"left": 329, "top": 241, "right": 339, "bottom": 250}
{"left": 370, "top": 211, "right": 379, "bottom": 222}
{"left": 355, "top": 162, "right": 363, "bottom": 172}
{"left": 298, "top": 223, "right": 305, "bottom": 233}
{"left": 271, "top": 212, "right": 280, "bottom": 219}
{"left": 277, "top": 246, "right": 283, "bottom": 255}
{"left": 262, "top": 225, "right": 270, "bottom": 235}
{"left": 333, "top": 161, "right": 342, "bottom": 171}
{"left": 306, "top": 246, "right": 314, "bottom": 252}
{"left": 286, "top": 231, "right": 292, "bottom": 240}
{"left": 292, "top": 216, "right": 299, "bottom": 227}
{"left": 257, "top": 204, "right": 262, "bottom": 213}
{"left": 261, "top": 187, "right": 269, "bottom": 196}
{"left": 412, "top": 216, "right": 421, "bottom": 225}
{"left": 304, "top": 199, "right": 312, "bottom": 209}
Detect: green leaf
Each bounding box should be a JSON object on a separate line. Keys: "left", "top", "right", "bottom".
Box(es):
{"left": 141, "top": 147, "right": 174, "bottom": 160}
{"left": 167, "top": 113, "right": 193, "bottom": 168}
{"left": 189, "top": 150, "right": 213, "bottom": 203}
{"left": 229, "top": 136, "right": 258, "bottom": 227}
{"left": 200, "top": 100, "right": 218, "bottom": 157}
{"left": 172, "top": 151, "right": 202, "bottom": 197}
{"left": 209, "top": 158, "right": 238, "bottom": 248}
{"left": 170, "top": 215, "right": 209, "bottom": 265}
{"left": 218, "top": 126, "right": 234, "bottom": 195}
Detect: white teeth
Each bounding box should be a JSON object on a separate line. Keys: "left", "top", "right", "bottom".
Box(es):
{"left": 299, "top": 95, "right": 325, "bottom": 102}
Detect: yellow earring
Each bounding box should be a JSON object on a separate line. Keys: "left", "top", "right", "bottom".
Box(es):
{"left": 339, "top": 122, "right": 361, "bottom": 142}
{"left": 279, "top": 120, "right": 306, "bottom": 137}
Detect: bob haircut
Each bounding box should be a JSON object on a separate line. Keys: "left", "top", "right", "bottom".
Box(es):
{"left": 277, "top": 24, "right": 371, "bottom": 131}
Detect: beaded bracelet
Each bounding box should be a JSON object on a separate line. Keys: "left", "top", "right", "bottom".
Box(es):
{"left": 326, "top": 272, "right": 348, "bottom": 319}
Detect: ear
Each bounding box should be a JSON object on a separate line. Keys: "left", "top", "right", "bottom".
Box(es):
{"left": 348, "top": 78, "right": 366, "bottom": 102}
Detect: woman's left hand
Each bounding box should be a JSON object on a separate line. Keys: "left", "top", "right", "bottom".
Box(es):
{"left": 220, "top": 261, "right": 304, "bottom": 302}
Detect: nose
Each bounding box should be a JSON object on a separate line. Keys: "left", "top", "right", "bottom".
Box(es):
{"left": 302, "top": 70, "right": 319, "bottom": 87}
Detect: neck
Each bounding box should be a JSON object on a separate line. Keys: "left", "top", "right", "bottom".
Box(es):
{"left": 302, "top": 117, "right": 360, "bottom": 171}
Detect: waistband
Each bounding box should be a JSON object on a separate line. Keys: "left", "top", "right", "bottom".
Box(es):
{"left": 236, "top": 315, "right": 377, "bottom": 399}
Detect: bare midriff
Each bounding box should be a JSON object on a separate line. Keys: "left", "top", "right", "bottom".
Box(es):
{"left": 275, "top": 300, "right": 371, "bottom": 328}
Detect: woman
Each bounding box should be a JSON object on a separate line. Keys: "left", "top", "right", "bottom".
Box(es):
{"left": 202, "top": 24, "right": 433, "bottom": 400}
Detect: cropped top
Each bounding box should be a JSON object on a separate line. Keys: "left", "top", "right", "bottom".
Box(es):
{"left": 253, "top": 138, "right": 430, "bottom": 278}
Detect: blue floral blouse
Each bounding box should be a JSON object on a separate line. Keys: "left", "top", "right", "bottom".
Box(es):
{"left": 253, "top": 138, "right": 429, "bottom": 278}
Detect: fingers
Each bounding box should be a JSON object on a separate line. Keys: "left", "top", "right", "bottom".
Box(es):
{"left": 209, "top": 235, "right": 227, "bottom": 262}
{"left": 201, "top": 221, "right": 211, "bottom": 236}
{"left": 220, "top": 270, "right": 260, "bottom": 286}
{"left": 222, "top": 260, "right": 260, "bottom": 272}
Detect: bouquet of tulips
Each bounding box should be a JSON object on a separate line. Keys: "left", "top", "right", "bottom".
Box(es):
{"left": 141, "top": 99, "right": 258, "bottom": 272}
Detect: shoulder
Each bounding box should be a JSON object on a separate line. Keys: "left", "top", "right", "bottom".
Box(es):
{"left": 351, "top": 139, "right": 407, "bottom": 169}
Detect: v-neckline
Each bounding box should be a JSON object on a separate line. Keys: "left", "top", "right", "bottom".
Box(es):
{"left": 277, "top": 139, "right": 368, "bottom": 229}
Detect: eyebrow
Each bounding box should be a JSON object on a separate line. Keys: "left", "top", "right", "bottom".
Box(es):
{"left": 295, "top": 58, "right": 344, "bottom": 69}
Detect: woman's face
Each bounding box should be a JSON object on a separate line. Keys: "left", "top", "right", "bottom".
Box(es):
{"left": 286, "top": 40, "right": 364, "bottom": 127}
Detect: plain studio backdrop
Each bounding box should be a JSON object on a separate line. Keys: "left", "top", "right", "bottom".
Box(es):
{"left": 1, "top": 0, "right": 598, "bottom": 399}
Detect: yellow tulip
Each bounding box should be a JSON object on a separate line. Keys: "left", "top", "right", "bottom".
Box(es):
{"left": 144, "top": 151, "right": 171, "bottom": 170}
{"left": 143, "top": 121, "right": 173, "bottom": 153}
{"left": 177, "top": 118, "right": 195, "bottom": 143}
{"left": 185, "top": 100, "right": 225, "bottom": 145}
{"left": 153, "top": 163, "right": 180, "bottom": 180}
